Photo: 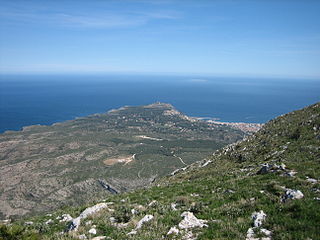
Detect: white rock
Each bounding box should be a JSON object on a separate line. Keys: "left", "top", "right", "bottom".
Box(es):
{"left": 252, "top": 210, "right": 266, "bottom": 228}
{"left": 88, "top": 228, "right": 97, "bottom": 235}
{"left": 284, "top": 170, "right": 297, "bottom": 177}
{"left": 246, "top": 227, "right": 272, "bottom": 240}
{"left": 148, "top": 200, "right": 157, "bottom": 207}
{"left": 190, "top": 193, "right": 200, "bottom": 197}
{"left": 127, "top": 230, "right": 137, "bottom": 235}
{"left": 306, "top": 177, "right": 318, "bottom": 184}
{"left": 261, "top": 228, "right": 272, "bottom": 236}
{"left": 167, "top": 226, "right": 179, "bottom": 235}
{"left": 178, "top": 211, "right": 208, "bottom": 229}
{"left": 85, "top": 220, "right": 93, "bottom": 225}
{"left": 246, "top": 227, "right": 256, "bottom": 240}
{"left": 25, "top": 221, "right": 34, "bottom": 225}
{"left": 183, "top": 231, "right": 196, "bottom": 240}
{"left": 78, "top": 234, "right": 87, "bottom": 240}
{"left": 79, "top": 203, "right": 110, "bottom": 219}
{"left": 59, "top": 214, "right": 73, "bottom": 222}
{"left": 45, "top": 219, "right": 53, "bottom": 225}
{"left": 284, "top": 189, "right": 304, "bottom": 200}
{"left": 91, "top": 237, "right": 106, "bottom": 240}
{"left": 0, "top": 219, "right": 11, "bottom": 225}
{"left": 136, "top": 215, "right": 154, "bottom": 229}
{"left": 131, "top": 209, "right": 137, "bottom": 215}
{"left": 171, "top": 203, "right": 178, "bottom": 211}
{"left": 201, "top": 160, "right": 212, "bottom": 167}
{"left": 68, "top": 203, "right": 111, "bottom": 231}
{"left": 280, "top": 163, "right": 286, "bottom": 170}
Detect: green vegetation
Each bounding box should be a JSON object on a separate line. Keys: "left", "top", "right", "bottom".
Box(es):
{"left": 0, "top": 103, "right": 245, "bottom": 219}
{"left": 1, "top": 102, "right": 319, "bottom": 239}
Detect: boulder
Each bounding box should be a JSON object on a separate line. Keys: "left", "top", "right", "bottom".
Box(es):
{"left": 306, "top": 177, "right": 318, "bottom": 184}
{"left": 178, "top": 211, "right": 208, "bottom": 229}
{"left": 136, "top": 215, "right": 154, "bottom": 229}
{"left": 45, "top": 219, "right": 53, "bottom": 225}
{"left": 148, "top": 200, "right": 157, "bottom": 207}
{"left": 127, "top": 215, "right": 154, "bottom": 235}
{"left": 257, "top": 164, "right": 271, "bottom": 174}
{"left": 88, "top": 228, "right": 97, "bottom": 235}
{"left": 167, "top": 226, "right": 179, "bottom": 235}
{"left": 171, "top": 203, "right": 178, "bottom": 211}
{"left": 283, "top": 189, "right": 304, "bottom": 201}
{"left": 59, "top": 214, "right": 73, "bottom": 222}
{"left": 252, "top": 210, "right": 266, "bottom": 228}
{"left": 91, "top": 237, "right": 106, "bottom": 240}
{"left": 67, "top": 203, "right": 111, "bottom": 232}
{"left": 78, "top": 234, "right": 87, "bottom": 240}
{"left": 246, "top": 211, "right": 272, "bottom": 240}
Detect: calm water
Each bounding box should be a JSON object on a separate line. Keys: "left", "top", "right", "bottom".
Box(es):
{"left": 0, "top": 74, "right": 319, "bottom": 133}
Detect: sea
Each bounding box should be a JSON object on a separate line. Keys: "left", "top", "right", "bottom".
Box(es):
{"left": 0, "top": 74, "right": 319, "bottom": 133}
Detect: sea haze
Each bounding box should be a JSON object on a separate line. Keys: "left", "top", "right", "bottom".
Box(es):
{"left": 0, "top": 74, "right": 319, "bottom": 133}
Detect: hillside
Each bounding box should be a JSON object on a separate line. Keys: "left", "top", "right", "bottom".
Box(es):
{"left": 1, "top": 102, "right": 319, "bottom": 240}
{"left": 0, "top": 103, "right": 246, "bottom": 219}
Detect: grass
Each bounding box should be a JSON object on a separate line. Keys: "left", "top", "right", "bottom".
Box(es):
{"left": 1, "top": 103, "right": 319, "bottom": 239}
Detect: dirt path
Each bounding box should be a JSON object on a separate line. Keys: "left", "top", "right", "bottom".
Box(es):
{"left": 173, "top": 153, "right": 187, "bottom": 165}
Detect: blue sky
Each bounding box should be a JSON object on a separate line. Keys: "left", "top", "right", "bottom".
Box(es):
{"left": 0, "top": 0, "right": 320, "bottom": 78}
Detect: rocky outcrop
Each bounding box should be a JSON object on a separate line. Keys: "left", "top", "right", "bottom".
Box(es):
{"left": 127, "top": 215, "right": 154, "bottom": 235}
{"left": 179, "top": 211, "right": 208, "bottom": 229}
{"left": 67, "top": 203, "right": 112, "bottom": 232}
{"left": 252, "top": 210, "right": 266, "bottom": 228}
{"left": 246, "top": 210, "right": 272, "bottom": 240}
{"left": 282, "top": 188, "right": 304, "bottom": 202}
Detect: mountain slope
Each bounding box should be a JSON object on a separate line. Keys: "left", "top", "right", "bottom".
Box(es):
{"left": 1, "top": 102, "right": 319, "bottom": 240}
{"left": 0, "top": 103, "right": 246, "bottom": 219}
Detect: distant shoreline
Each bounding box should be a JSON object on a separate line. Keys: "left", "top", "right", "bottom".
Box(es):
{"left": 1, "top": 104, "right": 263, "bottom": 135}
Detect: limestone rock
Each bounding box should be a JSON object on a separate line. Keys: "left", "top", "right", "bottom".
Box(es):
{"left": 167, "top": 226, "right": 180, "bottom": 235}
{"left": 45, "top": 219, "right": 53, "bottom": 225}
{"left": 68, "top": 203, "right": 111, "bottom": 232}
{"left": 59, "top": 214, "right": 73, "bottom": 222}
{"left": 283, "top": 189, "right": 304, "bottom": 201}
{"left": 88, "top": 228, "right": 97, "bottom": 235}
{"left": 171, "top": 203, "right": 178, "bottom": 211}
{"left": 178, "top": 211, "right": 208, "bottom": 229}
{"left": 261, "top": 228, "right": 272, "bottom": 236}
{"left": 136, "top": 215, "right": 154, "bottom": 229}
{"left": 246, "top": 227, "right": 256, "bottom": 240}
{"left": 127, "top": 214, "right": 154, "bottom": 235}
{"left": 252, "top": 210, "right": 266, "bottom": 227}
{"left": 246, "top": 211, "right": 272, "bottom": 240}
{"left": 127, "top": 230, "right": 137, "bottom": 235}
{"left": 91, "top": 237, "right": 106, "bottom": 240}
{"left": 306, "top": 177, "right": 318, "bottom": 184}
{"left": 78, "top": 234, "right": 87, "bottom": 240}
{"left": 148, "top": 200, "right": 157, "bottom": 207}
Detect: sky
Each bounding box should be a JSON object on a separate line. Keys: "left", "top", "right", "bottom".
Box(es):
{"left": 0, "top": 0, "right": 320, "bottom": 78}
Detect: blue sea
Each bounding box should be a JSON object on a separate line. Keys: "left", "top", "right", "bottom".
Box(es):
{"left": 0, "top": 74, "right": 319, "bottom": 133}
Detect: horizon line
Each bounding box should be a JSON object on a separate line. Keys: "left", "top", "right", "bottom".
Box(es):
{"left": 1, "top": 71, "right": 320, "bottom": 80}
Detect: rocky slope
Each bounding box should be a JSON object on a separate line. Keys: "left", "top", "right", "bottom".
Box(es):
{"left": 1, "top": 102, "right": 319, "bottom": 240}
{"left": 0, "top": 103, "right": 247, "bottom": 219}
